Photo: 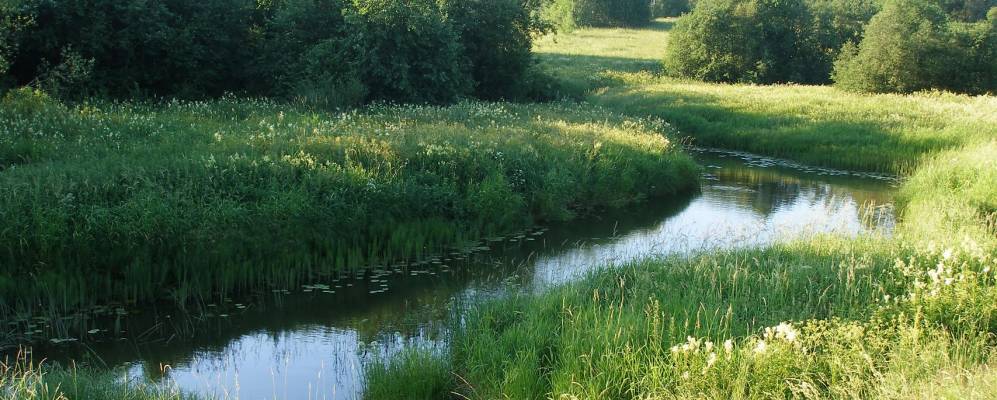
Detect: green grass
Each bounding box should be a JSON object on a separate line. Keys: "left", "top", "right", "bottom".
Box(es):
{"left": 364, "top": 17, "right": 997, "bottom": 400}
{"left": 0, "top": 88, "right": 699, "bottom": 333}
{"left": 1, "top": 351, "right": 194, "bottom": 400}
{"left": 537, "top": 18, "right": 997, "bottom": 175}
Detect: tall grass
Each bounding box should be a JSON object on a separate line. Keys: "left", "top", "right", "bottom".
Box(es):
{"left": 536, "top": 18, "right": 997, "bottom": 174}
{"left": 364, "top": 19, "right": 997, "bottom": 400}
{"left": 0, "top": 350, "right": 194, "bottom": 400}
{"left": 0, "top": 88, "right": 699, "bottom": 331}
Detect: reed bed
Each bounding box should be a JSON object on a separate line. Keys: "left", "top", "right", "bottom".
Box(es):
{"left": 0, "top": 88, "right": 699, "bottom": 331}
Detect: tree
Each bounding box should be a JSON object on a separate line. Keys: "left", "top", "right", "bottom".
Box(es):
{"left": 832, "top": 0, "right": 995, "bottom": 94}
{"left": 664, "top": 0, "right": 825, "bottom": 83}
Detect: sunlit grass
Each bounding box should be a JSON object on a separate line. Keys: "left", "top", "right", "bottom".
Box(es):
{"left": 0, "top": 88, "right": 699, "bottom": 333}
{"left": 0, "top": 350, "right": 194, "bottom": 400}
{"left": 366, "top": 17, "right": 997, "bottom": 400}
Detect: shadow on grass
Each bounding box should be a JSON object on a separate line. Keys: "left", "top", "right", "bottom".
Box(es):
{"left": 591, "top": 85, "right": 963, "bottom": 174}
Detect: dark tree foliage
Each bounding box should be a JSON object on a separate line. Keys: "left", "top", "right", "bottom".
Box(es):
{"left": 349, "top": 0, "right": 471, "bottom": 104}
{"left": 573, "top": 0, "right": 653, "bottom": 27}
{"left": 664, "top": 0, "right": 826, "bottom": 84}
{"left": 941, "top": 0, "right": 996, "bottom": 21}
{"left": 651, "top": 0, "right": 692, "bottom": 17}
{"left": 0, "top": 2, "right": 33, "bottom": 90}
{"left": 2, "top": 0, "right": 546, "bottom": 103}
{"left": 442, "top": 0, "right": 549, "bottom": 100}
{"left": 833, "top": 0, "right": 996, "bottom": 94}
{"left": 809, "top": 0, "right": 881, "bottom": 60}
{"left": 7, "top": 0, "right": 255, "bottom": 98}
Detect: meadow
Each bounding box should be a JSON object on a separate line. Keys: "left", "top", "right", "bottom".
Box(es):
{"left": 0, "top": 89, "right": 698, "bottom": 335}
{"left": 363, "top": 19, "right": 997, "bottom": 400}
{"left": 2, "top": 12, "right": 996, "bottom": 400}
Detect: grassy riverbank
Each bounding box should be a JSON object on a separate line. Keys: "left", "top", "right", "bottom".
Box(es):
{"left": 0, "top": 89, "right": 698, "bottom": 333}
{"left": 3, "top": 17, "right": 995, "bottom": 400}
{"left": 364, "top": 20, "right": 997, "bottom": 400}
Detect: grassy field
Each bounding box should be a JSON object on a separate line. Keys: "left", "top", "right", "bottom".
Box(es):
{"left": 0, "top": 89, "right": 698, "bottom": 333}
{"left": 537, "top": 18, "right": 997, "bottom": 175}
{"left": 3, "top": 18, "right": 996, "bottom": 400}
{"left": 364, "top": 19, "right": 997, "bottom": 400}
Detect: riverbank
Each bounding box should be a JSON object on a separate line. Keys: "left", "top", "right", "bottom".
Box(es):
{"left": 363, "top": 20, "right": 997, "bottom": 400}
{"left": 3, "top": 18, "right": 996, "bottom": 400}
{"left": 0, "top": 90, "right": 699, "bottom": 337}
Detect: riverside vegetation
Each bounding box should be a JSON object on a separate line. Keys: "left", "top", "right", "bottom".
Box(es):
{"left": 2, "top": 0, "right": 997, "bottom": 399}
{"left": 363, "top": 10, "right": 997, "bottom": 400}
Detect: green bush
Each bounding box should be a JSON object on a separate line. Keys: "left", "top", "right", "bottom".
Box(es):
{"left": 941, "top": 0, "right": 996, "bottom": 21}
{"left": 833, "top": 0, "right": 996, "bottom": 94}
{"left": 442, "top": 0, "right": 550, "bottom": 100}
{"left": 574, "top": 0, "right": 653, "bottom": 26}
{"left": 651, "top": 0, "right": 692, "bottom": 17}
{"left": 3, "top": 0, "right": 545, "bottom": 103}
{"left": 808, "top": 0, "right": 881, "bottom": 61}
{"left": 8, "top": 0, "right": 256, "bottom": 98}
{"left": 253, "top": 0, "right": 366, "bottom": 108}
{"left": 350, "top": 0, "right": 472, "bottom": 103}
{"left": 543, "top": 0, "right": 652, "bottom": 29}
{"left": 663, "top": 0, "right": 826, "bottom": 84}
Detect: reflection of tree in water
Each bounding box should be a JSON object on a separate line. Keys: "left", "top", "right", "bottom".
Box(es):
{"left": 707, "top": 159, "right": 891, "bottom": 220}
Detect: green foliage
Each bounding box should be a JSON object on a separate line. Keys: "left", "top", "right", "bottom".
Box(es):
{"left": 651, "top": 0, "right": 692, "bottom": 17}
{"left": 254, "top": 0, "right": 364, "bottom": 108}
{"left": 348, "top": 0, "right": 471, "bottom": 103}
{"left": 0, "top": 1, "right": 33, "bottom": 90}
{"left": 2, "top": 0, "right": 546, "bottom": 103}
{"left": 574, "top": 0, "right": 653, "bottom": 27}
{"left": 663, "top": 0, "right": 827, "bottom": 84}
{"left": 9, "top": 0, "right": 256, "bottom": 98}
{"left": 941, "top": 0, "right": 997, "bottom": 21}
{"left": 365, "top": 348, "right": 452, "bottom": 400}
{"left": 0, "top": 97, "right": 698, "bottom": 321}
{"left": 542, "top": 0, "right": 652, "bottom": 29}
{"left": 542, "top": 0, "right": 577, "bottom": 31}
{"left": 808, "top": 0, "right": 881, "bottom": 60}
{"left": 442, "top": 0, "right": 549, "bottom": 100}
{"left": 0, "top": 353, "right": 195, "bottom": 400}
{"left": 833, "top": 0, "right": 997, "bottom": 94}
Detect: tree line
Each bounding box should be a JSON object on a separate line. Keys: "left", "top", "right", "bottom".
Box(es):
{"left": 664, "top": 0, "right": 997, "bottom": 94}
{"left": 0, "top": 0, "right": 558, "bottom": 104}
{"left": 0, "top": 0, "right": 664, "bottom": 103}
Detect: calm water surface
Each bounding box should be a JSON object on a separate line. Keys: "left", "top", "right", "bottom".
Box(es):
{"left": 37, "top": 149, "right": 897, "bottom": 399}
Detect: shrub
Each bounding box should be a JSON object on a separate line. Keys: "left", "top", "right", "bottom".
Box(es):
{"left": 254, "top": 0, "right": 366, "bottom": 108}
{"left": 544, "top": 0, "right": 652, "bottom": 28}
{"left": 8, "top": 0, "right": 256, "bottom": 98}
{"left": 808, "top": 0, "right": 881, "bottom": 61}
{"left": 349, "top": 0, "right": 472, "bottom": 103}
{"left": 941, "top": 0, "right": 996, "bottom": 21}
{"left": 574, "top": 0, "right": 653, "bottom": 27}
{"left": 3, "top": 0, "right": 545, "bottom": 103}
{"left": 442, "top": 0, "right": 550, "bottom": 100}
{"left": 663, "top": 0, "right": 826, "bottom": 84}
{"left": 0, "top": 2, "right": 34, "bottom": 91}
{"left": 651, "top": 0, "right": 692, "bottom": 17}
{"left": 833, "top": 0, "right": 996, "bottom": 94}
{"left": 542, "top": 0, "right": 577, "bottom": 31}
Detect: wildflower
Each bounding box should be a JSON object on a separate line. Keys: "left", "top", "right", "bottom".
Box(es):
{"left": 942, "top": 249, "right": 953, "bottom": 260}
{"left": 754, "top": 340, "right": 767, "bottom": 354}
{"left": 723, "top": 339, "right": 734, "bottom": 353}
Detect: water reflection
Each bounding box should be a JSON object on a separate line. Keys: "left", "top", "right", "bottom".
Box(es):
{"left": 40, "top": 149, "right": 896, "bottom": 400}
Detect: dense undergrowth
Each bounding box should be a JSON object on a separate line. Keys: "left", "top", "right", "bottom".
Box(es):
{"left": 363, "top": 19, "right": 997, "bottom": 400}
{"left": 0, "top": 88, "right": 698, "bottom": 332}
